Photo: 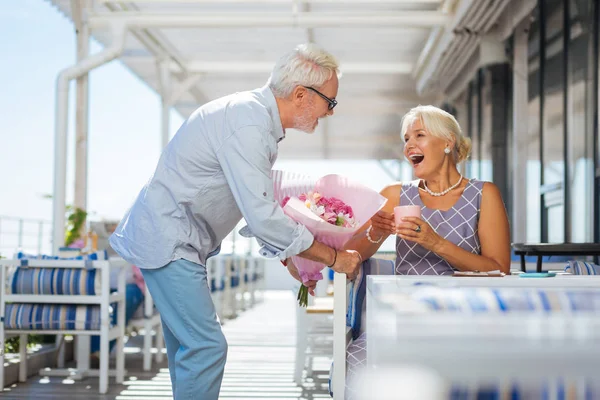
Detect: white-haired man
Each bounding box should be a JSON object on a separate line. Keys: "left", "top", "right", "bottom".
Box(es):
{"left": 109, "top": 43, "right": 361, "bottom": 399}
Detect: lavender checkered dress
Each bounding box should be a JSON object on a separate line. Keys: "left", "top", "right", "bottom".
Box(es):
{"left": 395, "top": 179, "right": 484, "bottom": 275}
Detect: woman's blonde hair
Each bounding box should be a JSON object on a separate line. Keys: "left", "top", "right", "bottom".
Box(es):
{"left": 400, "top": 105, "right": 472, "bottom": 163}
{"left": 268, "top": 43, "right": 341, "bottom": 98}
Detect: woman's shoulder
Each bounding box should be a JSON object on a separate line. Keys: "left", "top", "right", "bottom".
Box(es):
{"left": 466, "top": 179, "right": 504, "bottom": 204}
{"left": 380, "top": 182, "right": 402, "bottom": 199}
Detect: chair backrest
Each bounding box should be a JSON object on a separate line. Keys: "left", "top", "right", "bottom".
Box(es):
{"left": 347, "top": 258, "right": 394, "bottom": 339}
{"left": 565, "top": 260, "right": 600, "bottom": 275}
{"left": 10, "top": 251, "right": 108, "bottom": 295}
{"left": 331, "top": 257, "right": 394, "bottom": 400}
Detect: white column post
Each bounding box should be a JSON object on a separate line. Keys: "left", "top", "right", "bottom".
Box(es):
{"left": 73, "top": 0, "right": 90, "bottom": 215}
{"left": 158, "top": 61, "right": 171, "bottom": 149}
{"left": 52, "top": 25, "right": 127, "bottom": 254}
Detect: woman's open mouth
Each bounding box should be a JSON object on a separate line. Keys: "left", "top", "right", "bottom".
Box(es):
{"left": 409, "top": 154, "right": 425, "bottom": 167}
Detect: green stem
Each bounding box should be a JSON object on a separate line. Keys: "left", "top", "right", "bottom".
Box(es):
{"left": 297, "top": 285, "right": 309, "bottom": 307}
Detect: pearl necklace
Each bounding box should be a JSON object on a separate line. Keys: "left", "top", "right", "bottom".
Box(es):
{"left": 423, "top": 175, "right": 463, "bottom": 197}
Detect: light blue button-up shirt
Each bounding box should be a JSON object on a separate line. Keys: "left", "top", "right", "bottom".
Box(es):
{"left": 109, "top": 85, "right": 315, "bottom": 269}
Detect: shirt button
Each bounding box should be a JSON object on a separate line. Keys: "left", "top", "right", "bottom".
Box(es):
{"left": 263, "top": 192, "right": 267, "bottom": 196}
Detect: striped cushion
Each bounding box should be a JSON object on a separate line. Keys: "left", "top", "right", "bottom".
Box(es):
{"left": 15, "top": 250, "right": 108, "bottom": 261}
{"left": 4, "top": 303, "right": 107, "bottom": 330}
{"left": 10, "top": 251, "right": 108, "bottom": 295}
{"left": 10, "top": 267, "right": 102, "bottom": 295}
{"left": 564, "top": 260, "right": 600, "bottom": 275}
{"left": 407, "top": 287, "right": 600, "bottom": 312}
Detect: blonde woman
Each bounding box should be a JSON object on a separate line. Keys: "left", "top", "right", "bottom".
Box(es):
{"left": 346, "top": 105, "right": 511, "bottom": 277}
{"left": 337, "top": 105, "right": 511, "bottom": 400}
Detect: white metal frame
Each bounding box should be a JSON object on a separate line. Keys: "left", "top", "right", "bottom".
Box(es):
{"left": 0, "top": 258, "right": 128, "bottom": 394}
{"left": 128, "top": 286, "right": 165, "bottom": 371}
{"left": 331, "top": 273, "right": 600, "bottom": 399}
{"left": 332, "top": 272, "right": 351, "bottom": 400}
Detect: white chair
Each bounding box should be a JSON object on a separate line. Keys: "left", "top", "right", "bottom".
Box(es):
{"left": 128, "top": 286, "right": 164, "bottom": 371}
{"left": 294, "top": 290, "right": 334, "bottom": 385}
{"left": 0, "top": 256, "right": 128, "bottom": 394}
{"left": 207, "top": 256, "right": 226, "bottom": 321}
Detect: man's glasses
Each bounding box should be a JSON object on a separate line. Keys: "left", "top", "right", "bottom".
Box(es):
{"left": 304, "top": 86, "right": 337, "bottom": 110}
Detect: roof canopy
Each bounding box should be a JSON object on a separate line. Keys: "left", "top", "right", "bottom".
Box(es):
{"left": 48, "top": 0, "right": 519, "bottom": 159}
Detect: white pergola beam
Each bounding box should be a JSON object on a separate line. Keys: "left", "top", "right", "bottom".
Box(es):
{"left": 123, "top": 58, "right": 414, "bottom": 74}
{"left": 190, "top": 61, "right": 414, "bottom": 74}
{"left": 89, "top": 12, "right": 451, "bottom": 29}
{"left": 98, "top": 0, "right": 441, "bottom": 3}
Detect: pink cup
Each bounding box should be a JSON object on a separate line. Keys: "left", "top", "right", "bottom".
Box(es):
{"left": 394, "top": 205, "right": 422, "bottom": 225}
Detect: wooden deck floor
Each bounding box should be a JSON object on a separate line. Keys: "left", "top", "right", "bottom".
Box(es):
{"left": 1, "top": 291, "right": 331, "bottom": 400}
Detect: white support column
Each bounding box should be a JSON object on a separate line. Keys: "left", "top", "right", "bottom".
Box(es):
{"left": 73, "top": 0, "right": 90, "bottom": 214}
{"left": 73, "top": 0, "right": 92, "bottom": 366}
{"left": 511, "top": 19, "right": 530, "bottom": 243}
{"left": 158, "top": 61, "right": 171, "bottom": 149}
{"left": 52, "top": 26, "right": 127, "bottom": 254}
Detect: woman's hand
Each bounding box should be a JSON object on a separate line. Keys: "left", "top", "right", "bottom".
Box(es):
{"left": 396, "top": 217, "right": 445, "bottom": 253}
{"left": 370, "top": 210, "right": 396, "bottom": 237}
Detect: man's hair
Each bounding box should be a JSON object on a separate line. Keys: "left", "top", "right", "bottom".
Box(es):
{"left": 401, "top": 105, "right": 472, "bottom": 164}
{"left": 268, "top": 43, "right": 340, "bottom": 98}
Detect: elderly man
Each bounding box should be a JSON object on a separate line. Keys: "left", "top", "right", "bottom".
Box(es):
{"left": 109, "top": 43, "right": 361, "bottom": 399}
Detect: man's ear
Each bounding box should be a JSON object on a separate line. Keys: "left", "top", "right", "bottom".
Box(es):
{"left": 291, "top": 85, "right": 306, "bottom": 106}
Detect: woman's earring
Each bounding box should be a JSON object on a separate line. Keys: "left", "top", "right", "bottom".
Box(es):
{"left": 444, "top": 147, "right": 451, "bottom": 154}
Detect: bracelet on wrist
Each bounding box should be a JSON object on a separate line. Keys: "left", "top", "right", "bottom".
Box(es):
{"left": 327, "top": 249, "right": 337, "bottom": 268}
{"left": 366, "top": 225, "right": 383, "bottom": 244}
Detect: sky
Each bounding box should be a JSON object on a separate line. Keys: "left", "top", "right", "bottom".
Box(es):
{"left": 0, "top": 0, "right": 399, "bottom": 254}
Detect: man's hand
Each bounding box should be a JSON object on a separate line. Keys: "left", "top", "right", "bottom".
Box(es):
{"left": 330, "top": 249, "right": 362, "bottom": 280}
{"left": 285, "top": 259, "right": 318, "bottom": 296}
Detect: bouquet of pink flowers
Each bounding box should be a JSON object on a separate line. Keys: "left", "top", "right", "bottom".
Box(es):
{"left": 282, "top": 192, "right": 359, "bottom": 229}
{"left": 272, "top": 170, "right": 386, "bottom": 306}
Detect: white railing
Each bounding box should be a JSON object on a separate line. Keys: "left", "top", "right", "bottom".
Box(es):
{"left": 0, "top": 216, "right": 53, "bottom": 258}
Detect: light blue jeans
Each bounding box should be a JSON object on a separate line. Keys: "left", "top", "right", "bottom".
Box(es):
{"left": 141, "top": 258, "right": 227, "bottom": 400}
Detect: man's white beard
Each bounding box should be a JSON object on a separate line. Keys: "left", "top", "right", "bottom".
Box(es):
{"left": 293, "top": 113, "right": 316, "bottom": 133}
{"left": 293, "top": 101, "right": 318, "bottom": 133}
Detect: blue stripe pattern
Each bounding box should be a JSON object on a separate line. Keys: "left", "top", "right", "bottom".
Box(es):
{"left": 564, "top": 261, "right": 600, "bottom": 275}
{"left": 11, "top": 251, "right": 107, "bottom": 295}
{"left": 4, "top": 303, "right": 107, "bottom": 330}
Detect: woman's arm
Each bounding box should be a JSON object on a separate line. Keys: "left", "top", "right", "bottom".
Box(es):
{"left": 430, "top": 182, "right": 511, "bottom": 274}
{"left": 343, "top": 183, "right": 401, "bottom": 262}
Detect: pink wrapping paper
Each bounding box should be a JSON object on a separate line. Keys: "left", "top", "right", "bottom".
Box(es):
{"left": 272, "top": 170, "right": 387, "bottom": 283}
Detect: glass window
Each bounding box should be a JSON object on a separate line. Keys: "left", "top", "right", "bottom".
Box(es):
{"left": 527, "top": 5, "right": 542, "bottom": 243}
{"left": 468, "top": 80, "right": 480, "bottom": 179}
{"left": 481, "top": 70, "right": 494, "bottom": 182}
{"left": 569, "top": 0, "right": 595, "bottom": 242}
{"left": 542, "top": 0, "right": 566, "bottom": 243}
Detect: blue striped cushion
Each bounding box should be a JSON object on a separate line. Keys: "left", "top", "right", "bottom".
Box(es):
{"left": 10, "top": 267, "right": 101, "bottom": 295}
{"left": 409, "top": 287, "right": 600, "bottom": 312}
{"left": 10, "top": 251, "right": 108, "bottom": 295}
{"left": 4, "top": 303, "right": 107, "bottom": 330}
{"left": 564, "top": 260, "right": 600, "bottom": 275}
{"left": 15, "top": 250, "right": 108, "bottom": 261}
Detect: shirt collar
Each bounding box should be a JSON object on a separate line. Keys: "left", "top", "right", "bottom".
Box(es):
{"left": 258, "top": 85, "right": 285, "bottom": 143}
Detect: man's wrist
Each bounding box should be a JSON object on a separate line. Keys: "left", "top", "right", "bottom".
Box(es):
{"left": 327, "top": 248, "right": 337, "bottom": 267}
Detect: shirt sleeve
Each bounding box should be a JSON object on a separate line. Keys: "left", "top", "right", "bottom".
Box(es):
{"left": 215, "top": 125, "right": 314, "bottom": 260}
